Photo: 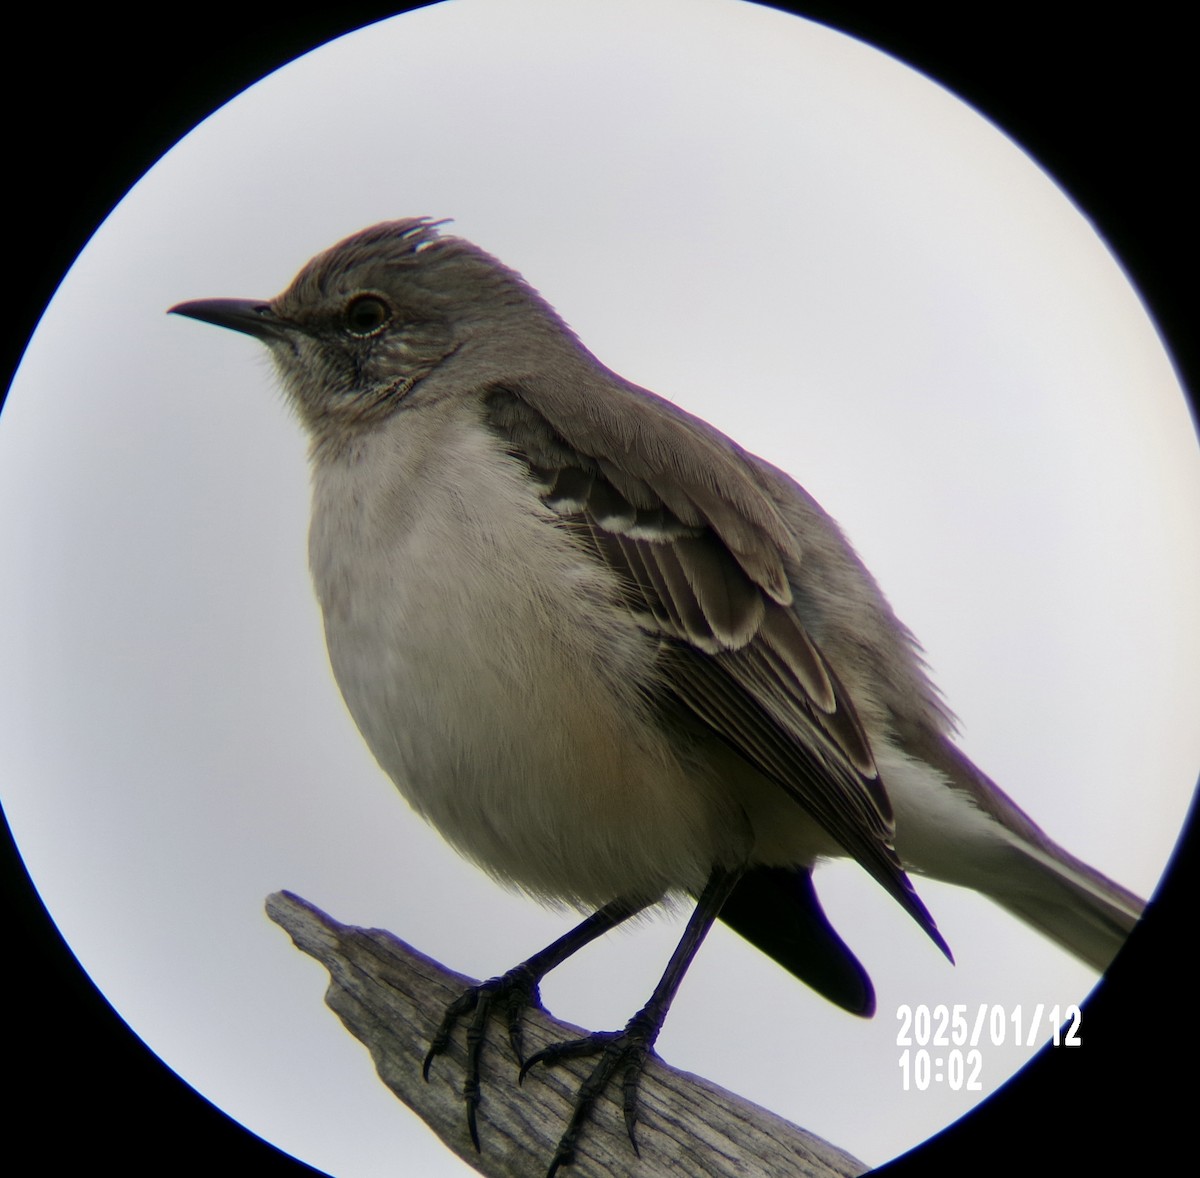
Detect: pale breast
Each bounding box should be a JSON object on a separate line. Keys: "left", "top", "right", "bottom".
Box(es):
{"left": 306, "top": 408, "right": 745, "bottom": 906}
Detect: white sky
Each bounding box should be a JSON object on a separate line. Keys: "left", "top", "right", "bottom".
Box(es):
{"left": 2, "top": 2, "right": 1197, "bottom": 1176}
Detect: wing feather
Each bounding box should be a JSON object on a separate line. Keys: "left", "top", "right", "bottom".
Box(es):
{"left": 483, "top": 384, "right": 949, "bottom": 956}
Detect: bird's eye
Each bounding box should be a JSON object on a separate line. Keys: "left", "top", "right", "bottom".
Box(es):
{"left": 345, "top": 294, "right": 390, "bottom": 337}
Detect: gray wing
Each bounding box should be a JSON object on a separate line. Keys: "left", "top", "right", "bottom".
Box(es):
{"left": 484, "top": 383, "right": 950, "bottom": 958}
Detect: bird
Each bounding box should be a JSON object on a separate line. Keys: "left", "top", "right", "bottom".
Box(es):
{"left": 171, "top": 218, "right": 1145, "bottom": 1175}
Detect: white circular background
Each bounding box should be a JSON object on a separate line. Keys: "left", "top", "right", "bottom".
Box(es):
{"left": 2, "top": 3, "right": 1196, "bottom": 1176}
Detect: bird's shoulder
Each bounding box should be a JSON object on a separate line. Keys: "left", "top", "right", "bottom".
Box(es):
{"left": 480, "top": 378, "right": 888, "bottom": 831}
{"left": 479, "top": 374, "right": 950, "bottom": 954}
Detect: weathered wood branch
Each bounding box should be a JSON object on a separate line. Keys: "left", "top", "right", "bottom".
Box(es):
{"left": 265, "top": 891, "right": 867, "bottom": 1178}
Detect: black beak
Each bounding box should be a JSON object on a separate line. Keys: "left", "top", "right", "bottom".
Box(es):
{"left": 168, "top": 297, "right": 290, "bottom": 342}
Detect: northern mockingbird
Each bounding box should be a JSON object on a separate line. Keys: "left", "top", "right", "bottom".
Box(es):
{"left": 172, "top": 218, "right": 1145, "bottom": 1174}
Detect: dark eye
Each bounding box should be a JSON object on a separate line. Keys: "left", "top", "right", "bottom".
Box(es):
{"left": 344, "top": 294, "right": 390, "bottom": 336}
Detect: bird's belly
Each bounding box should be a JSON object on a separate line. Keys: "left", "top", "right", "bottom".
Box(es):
{"left": 333, "top": 604, "right": 742, "bottom": 905}
{"left": 312, "top": 460, "right": 744, "bottom": 906}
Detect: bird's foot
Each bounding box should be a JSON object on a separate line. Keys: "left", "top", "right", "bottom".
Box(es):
{"left": 423, "top": 963, "right": 543, "bottom": 1151}
{"left": 519, "top": 1009, "right": 659, "bottom": 1178}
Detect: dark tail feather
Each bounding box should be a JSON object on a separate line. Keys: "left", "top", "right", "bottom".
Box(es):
{"left": 718, "top": 866, "right": 875, "bottom": 1016}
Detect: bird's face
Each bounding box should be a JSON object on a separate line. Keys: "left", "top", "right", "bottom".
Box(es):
{"left": 171, "top": 255, "right": 464, "bottom": 440}
{"left": 265, "top": 271, "right": 459, "bottom": 433}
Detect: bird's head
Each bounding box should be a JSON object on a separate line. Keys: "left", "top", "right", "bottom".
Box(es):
{"left": 170, "top": 218, "right": 572, "bottom": 441}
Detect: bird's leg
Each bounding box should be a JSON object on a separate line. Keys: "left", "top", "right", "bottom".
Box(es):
{"left": 520, "top": 866, "right": 743, "bottom": 1177}
{"left": 423, "top": 895, "right": 646, "bottom": 1151}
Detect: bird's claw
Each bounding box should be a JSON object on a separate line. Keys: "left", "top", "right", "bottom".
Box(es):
{"left": 521, "top": 1016, "right": 657, "bottom": 1176}
{"left": 422, "top": 965, "right": 543, "bottom": 1151}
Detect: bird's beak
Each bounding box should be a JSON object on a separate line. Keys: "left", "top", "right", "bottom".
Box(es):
{"left": 168, "top": 297, "right": 290, "bottom": 342}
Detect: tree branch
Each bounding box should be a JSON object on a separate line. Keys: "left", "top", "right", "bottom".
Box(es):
{"left": 265, "top": 891, "right": 867, "bottom": 1178}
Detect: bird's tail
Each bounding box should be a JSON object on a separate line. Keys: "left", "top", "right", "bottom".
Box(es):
{"left": 887, "top": 737, "right": 1146, "bottom": 973}
{"left": 979, "top": 837, "right": 1144, "bottom": 972}
{"left": 719, "top": 865, "right": 877, "bottom": 1016}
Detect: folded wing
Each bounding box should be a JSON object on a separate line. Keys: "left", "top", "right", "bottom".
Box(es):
{"left": 483, "top": 383, "right": 951, "bottom": 969}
